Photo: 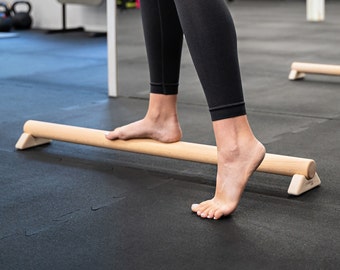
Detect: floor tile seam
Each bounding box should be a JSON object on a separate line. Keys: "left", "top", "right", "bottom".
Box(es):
{"left": 243, "top": 187, "right": 340, "bottom": 215}
{"left": 0, "top": 65, "right": 108, "bottom": 82}
{"left": 1, "top": 138, "right": 215, "bottom": 185}
{"left": 3, "top": 49, "right": 107, "bottom": 62}
{"left": 95, "top": 156, "right": 216, "bottom": 187}
{"left": 4, "top": 151, "right": 300, "bottom": 203}
{"left": 0, "top": 76, "right": 108, "bottom": 92}
{"left": 0, "top": 148, "right": 17, "bottom": 154}
{"left": 0, "top": 101, "right": 110, "bottom": 127}
{"left": 108, "top": 96, "right": 340, "bottom": 121}
{"left": 117, "top": 55, "right": 149, "bottom": 62}
{"left": 2, "top": 148, "right": 337, "bottom": 213}
{"left": 0, "top": 206, "right": 102, "bottom": 240}
{"left": 246, "top": 108, "right": 339, "bottom": 121}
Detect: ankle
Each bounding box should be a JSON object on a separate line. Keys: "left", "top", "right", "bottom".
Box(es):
{"left": 146, "top": 94, "right": 179, "bottom": 122}
{"left": 217, "top": 136, "right": 263, "bottom": 163}
{"left": 145, "top": 110, "right": 179, "bottom": 124}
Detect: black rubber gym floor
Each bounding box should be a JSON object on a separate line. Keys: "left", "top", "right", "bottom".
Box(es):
{"left": 1, "top": 1, "right": 339, "bottom": 269}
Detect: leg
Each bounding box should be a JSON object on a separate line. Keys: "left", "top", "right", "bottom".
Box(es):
{"left": 172, "top": 0, "right": 265, "bottom": 219}
{"left": 106, "top": 0, "right": 183, "bottom": 143}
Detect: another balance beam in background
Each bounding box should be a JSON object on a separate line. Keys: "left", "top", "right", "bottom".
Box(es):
{"left": 16, "top": 120, "right": 321, "bottom": 196}
{"left": 289, "top": 62, "right": 340, "bottom": 80}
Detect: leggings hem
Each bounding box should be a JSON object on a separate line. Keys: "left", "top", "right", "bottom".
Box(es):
{"left": 150, "top": 82, "right": 179, "bottom": 95}
{"left": 210, "top": 102, "right": 246, "bottom": 121}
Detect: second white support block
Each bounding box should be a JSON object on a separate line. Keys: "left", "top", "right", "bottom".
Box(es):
{"left": 307, "top": 0, "right": 325, "bottom": 22}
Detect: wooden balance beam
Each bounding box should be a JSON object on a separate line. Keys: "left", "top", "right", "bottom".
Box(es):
{"left": 289, "top": 62, "right": 340, "bottom": 80}
{"left": 15, "top": 120, "right": 321, "bottom": 196}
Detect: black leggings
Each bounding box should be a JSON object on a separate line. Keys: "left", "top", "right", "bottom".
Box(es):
{"left": 140, "top": 0, "right": 246, "bottom": 121}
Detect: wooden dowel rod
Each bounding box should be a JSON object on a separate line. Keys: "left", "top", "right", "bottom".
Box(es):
{"left": 291, "top": 62, "right": 340, "bottom": 76}
{"left": 21, "top": 120, "right": 316, "bottom": 179}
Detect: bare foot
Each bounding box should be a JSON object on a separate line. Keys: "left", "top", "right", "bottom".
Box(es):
{"left": 105, "top": 94, "right": 182, "bottom": 143}
{"left": 105, "top": 116, "right": 182, "bottom": 143}
{"left": 191, "top": 116, "right": 266, "bottom": 220}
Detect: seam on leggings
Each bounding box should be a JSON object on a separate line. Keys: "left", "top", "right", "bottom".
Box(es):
{"left": 150, "top": 82, "right": 178, "bottom": 95}
{"left": 156, "top": 0, "right": 165, "bottom": 93}
{"left": 209, "top": 101, "right": 246, "bottom": 121}
{"left": 209, "top": 101, "right": 245, "bottom": 112}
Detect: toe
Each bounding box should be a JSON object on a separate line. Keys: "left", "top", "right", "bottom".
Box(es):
{"left": 191, "top": 204, "right": 199, "bottom": 212}
{"left": 200, "top": 212, "right": 208, "bottom": 218}
{"left": 213, "top": 209, "right": 224, "bottom": 220}
{"left": 207, "top": 208, "right": 216, "bottom": 219}
{"left": 213, "top": 205, "right": 234, "bottom": 220}
{"left": 191, "top": 200, "right": 211, "bottom": 214}
{"left": 197, "top": 205, "right": 211, "bottom": 217}
{"left": 198, "top": 201, "right": 213, "bottom": 215}
{"left": 105, "top": 130, "right": 118, "bottom": 140}
{"left": 199, "top": 205, "right": 216, "bottom": 219}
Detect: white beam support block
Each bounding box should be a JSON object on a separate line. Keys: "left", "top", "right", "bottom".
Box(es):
{"left": 307, "top": 0, "right": 325, "bottom": 22}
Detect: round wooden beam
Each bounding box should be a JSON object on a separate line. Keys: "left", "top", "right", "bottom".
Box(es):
{"left": 291, "top": 62, "right": 340, "bottom": 76}
{"left": 16, "top": 120, "right": 316, "bottom": 179}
